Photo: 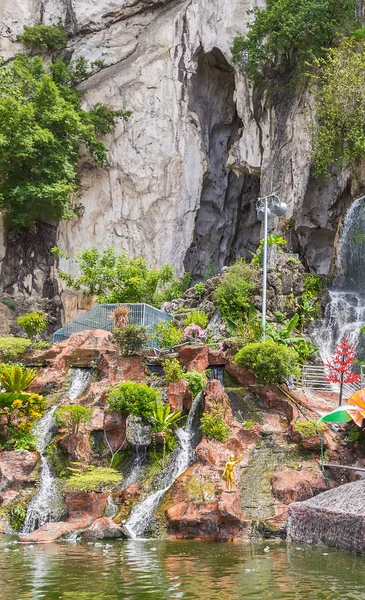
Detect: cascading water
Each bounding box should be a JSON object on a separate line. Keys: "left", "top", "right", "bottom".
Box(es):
{"left": 209, "top": 366, "right": 225, "bottom": 384}
{"left": 313, "top": 196, "right": 365, "bottom": 364}
{"left": 22, "top": 368, "right": 93, "bottom": 533}
{"left": 122, "top": 445, "right": 149, "bottom": 489}
{"left": 125, "top": 392, "right": 203, "bottom": 539}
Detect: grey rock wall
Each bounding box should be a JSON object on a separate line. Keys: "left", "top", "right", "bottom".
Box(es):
{"left": 0, "top": 0, "right": 360, "bottom": 323}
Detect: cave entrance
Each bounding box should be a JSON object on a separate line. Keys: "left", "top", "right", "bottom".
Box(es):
{"left": 184, "top": 47, "right": 261, "bottom": 281}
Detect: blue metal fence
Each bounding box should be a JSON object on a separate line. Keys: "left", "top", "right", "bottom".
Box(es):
{"left": 53, "top": 303, "right": 172, "bottom": 347}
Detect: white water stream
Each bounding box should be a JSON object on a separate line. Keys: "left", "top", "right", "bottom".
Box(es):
{"left": 22, "top": 368, "right": 93, "bottom": 533}
{"left": 313, "top": 196, "right": 365, "bottom": 365}
{"left": 125, "top": 392, "right": 203, "bottom": 539}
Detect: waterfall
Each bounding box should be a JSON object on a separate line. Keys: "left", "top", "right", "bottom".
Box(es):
{"left": 125, "top": 392, "right": 203, "bottom": 539}
{"left": 22, "top": 368, "right": 93, "bottom": 533}
{"left": 209, "top": 365, "right": 225, "bottom": 384}
{"left": 313, "top": 196, "right": 365, "bottom": 364}
{"left": 122, "top": 445, "right": 149, "bottom": 489}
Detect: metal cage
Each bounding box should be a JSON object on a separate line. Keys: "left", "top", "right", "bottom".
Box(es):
{"left": 52, "top": 303, "right": 173, "bottom": 348}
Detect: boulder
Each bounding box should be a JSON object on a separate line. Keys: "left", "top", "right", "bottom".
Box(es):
{"left": 79, "top": 517, "right": 125, "bottom": 540}
{"left": 58, "top": 433, "right": 92, "bottom": 465}
{"left": 126, "top": 415, "right": 152, "bottom": 446}
{"left": 65, "top": 491, "right": 110, "bottom": 520}
{"left": 178, "top": 345, "right": 209, "bottom": 372}
{"left": 103, "top": 411, "right": 127, "bottom": 452}
{"left": 19, "top": 518, "right": 92, "bottom": 543}
{"left": 0, "top": 451, "right": 39, "bottom": 492}
{"left": 271, "top": 468, "right": 328, "bottom": 504}
{"left": 167, "top": 380, "right": 192, "bottom": 412}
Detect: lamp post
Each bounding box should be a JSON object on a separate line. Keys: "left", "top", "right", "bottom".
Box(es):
{"left": 256, "top": 193, "right": 287, "bottom": 341}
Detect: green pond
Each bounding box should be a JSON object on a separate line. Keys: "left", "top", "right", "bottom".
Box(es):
{"left": 1, "top": 537, "right": 365, "bottom": 599}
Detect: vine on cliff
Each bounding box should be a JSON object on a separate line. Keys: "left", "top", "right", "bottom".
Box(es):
{"left": 0, "top": 52, "right": 130, "bottom": 228}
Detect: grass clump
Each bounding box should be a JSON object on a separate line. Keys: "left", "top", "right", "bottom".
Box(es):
{"left": 293, "top": 420, "right": 326, "bottom": 438}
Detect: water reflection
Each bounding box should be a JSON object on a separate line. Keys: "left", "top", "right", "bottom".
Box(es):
{"left": 0, "top": 537, "right": 364, "bottom": 599}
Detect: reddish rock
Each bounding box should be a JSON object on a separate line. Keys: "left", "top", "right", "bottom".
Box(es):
{"left": 19, "top": 518, "right": 92, "bottom": 543}
{"left": 119, "top": 484, "right": 141, "bottom": 503}
{"left": 203, "top": 380, "right": 232, "bottom": 420}
{"left": 167, "top": 380, "right": 192, "bottom": 412}
{"left": 65, "top": 491, "right": 110, "bottom": 519}
{"left": 207, "top": 349, "right": 227, "bottom": 366}
{"left": 79, "top": 517, "right": 124, "bottom": 540}
{"left": 116, "top": 356, "right": 146, "bottom": 382}
{"left": 225, "top": 360, "right": 256, "bottom": 386}
{"left": 103, "top": 411, "right": 127, "bottom": 452}
{"left": 58, "top": 433, "right": 92, "bottom": 465}
{"left": 0, "top": 451, "right": 39, "bottom": 492}
{"left": 178, "top": 345, "right": 209, "bottom": 372}
{"left": 257, "top": 386, "right": 294, "bottom": 421}
{"left": 271, "top": 468, "right": 328, "bottom": 504}
{"left": 166, "top": 490, "right": 245, "bottom": 541}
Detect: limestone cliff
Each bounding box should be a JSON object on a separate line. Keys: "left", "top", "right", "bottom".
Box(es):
{"left": 0, "top": 0, "right": 361, "bottom": 325}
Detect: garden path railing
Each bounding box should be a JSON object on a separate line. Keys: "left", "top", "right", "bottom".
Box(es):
{"left": 299, "top": 364, "right": 365, "bottom": 399}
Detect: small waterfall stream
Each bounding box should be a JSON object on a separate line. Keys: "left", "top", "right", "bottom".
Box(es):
{"left": 125, "top": 392, "right": 203, "bottom": 539}
{"left": 22, "top": 368, "right": 93, "bottom": 533}
{"left": 313, "top": 196, "right": 365, "bottom": 364}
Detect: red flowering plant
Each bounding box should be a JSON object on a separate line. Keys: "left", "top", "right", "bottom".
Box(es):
{"left": 325, "top": 335, "right": 360, "bottom": 406}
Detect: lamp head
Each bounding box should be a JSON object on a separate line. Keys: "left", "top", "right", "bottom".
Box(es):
{"left": 271, "top": 201, "right": 287, "bottom": 217}
{"left": 257, "top": 206, "right": 271, "bottom": 221}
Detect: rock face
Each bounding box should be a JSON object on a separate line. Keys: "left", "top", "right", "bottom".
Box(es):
{"left": 0, "top": 451, "right": 39, "bottom": 498}
{"left": 0, "top": 0, "right": 356, "bottom": 323}
{"left": 287, "top": 480, "right": 365, "bottom": 554}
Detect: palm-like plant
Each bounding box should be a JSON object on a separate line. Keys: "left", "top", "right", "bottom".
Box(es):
{"left": 150, "top": 400, "right": 181, "bottom": 456}
{"left": 0, "top": 365, "right": 37, "bottom": 392}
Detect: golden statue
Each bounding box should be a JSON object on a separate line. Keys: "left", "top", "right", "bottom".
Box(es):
{"left": 223, "top": 454, "right": 240, "bottom": 492}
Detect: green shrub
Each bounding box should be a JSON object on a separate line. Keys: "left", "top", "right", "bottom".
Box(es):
{"left": 17, "top": 311, "right": 47, "bottom": 340}
{"left": 7, "top": 502, "right": 27, "bottom": 531}
{"left": 17, "top": 24, "right": 67, "bottom": 51}
{"left": 293, "top": 419, "right": 326, "bottom": 439}
{"left": 184, "top": 370, "right": 207, "bottom": 396}
{"left": 235, "top": 341, "right": 300, "bottom": 384}
{"left": 107, "top": 381, "right": 160, "bottom": 423}
{"left": 65, "top": 465, "right": 122, "bottom": 492}
{"left": 252, "top": 235, "right": 287, "bottom": 266}
{"left": 54, "top": 405, "right": 92, "bottom": 435}
{"left": 231, "top": 0, "right": 356, "bottom": 87}
{"left": 150, "top": 401, "right": 181, "bottom": 433}
{"left": 184, "top": 311, "right": 209, "bottom": 329}
{"left": 193, "top": 283, "right": 206, "bottom": 296}
{"left": 163, "top": 358, "right": 185, "bottom": 383}
{"left": 154, "top": 321, "right": 183, "bottom": 348}
{"left": 201, "top": 407, "right": 230, "bottom": 442}
{"left": 55, "top": 246, "right": 188, "bottom": 306}
{"left": 0, "top": 337, "right": 32, "bottom": 362}
{"left": 8, "top": 431, "right": 39, "bottom": 452}
{"left": 113, "top": 325, "right": 148, "bottom": 355}
{"left": 0, "top": 55, "right": 128, "bottom": 229}
{"left": 303, "top": 275, "right": 323, "bottom": 300}
{"left": 215, "top": 259, "right": 257, "bottom": 322}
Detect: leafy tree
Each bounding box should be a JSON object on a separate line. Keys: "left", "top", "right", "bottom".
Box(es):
{"left": 54, "top": 246, "right": 189, "bottom": 306}
{"left": 310, "top": 38, "right": 365, "bottom": 175}
{"left": 0, "top": 54, "right": 129, "bottom": 228}
{"left": 107, "top": 381, "right": 160, "bottom": 423}
{"left": 17, "top": 24, "right": 67, "bottom": 51}
{"left": 231, "top": 0, "right": 356, "bottom": 87}
{"left": 54, "top": 405, "right": 92, "bottom": 435}
{"left": 325, "top": 335, "right": 360, "bottom": 406}
{"left": 235, "top": 340, "right": 300, "bottom": 384}
{"left": 17, "top": 310, "right": 47, "bottom": 341}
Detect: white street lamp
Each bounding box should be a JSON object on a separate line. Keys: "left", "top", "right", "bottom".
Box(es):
{"left": 256, "top": 193, "right": 288, "bottom": 341}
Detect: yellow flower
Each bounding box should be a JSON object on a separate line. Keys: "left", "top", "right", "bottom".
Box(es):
{"left": 11, "top": 399, "right": 23, "bottom": 409}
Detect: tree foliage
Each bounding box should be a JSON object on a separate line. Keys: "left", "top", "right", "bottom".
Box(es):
{"left": 17, "top": 24, "right": 67, "bottom": 51}
{"left": 215, "top": 260, "right": 258, "bottom": 323}
{"left": 107, "top": 381, "right": 160, "bottom": 423}
{"left": 0, "top": 54, "right": 129, "bottom": 228}
{"left": 17, "top": 310, "right": 47, "bottom": 340}
{"left": 310, "top": 38, "right": 365, "bottom": 175}
{"left": 54, "top": 246, "right": 189, "bottom": 306}
{"left": 231, "top": 0, "right": 356, "bottom": 86}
